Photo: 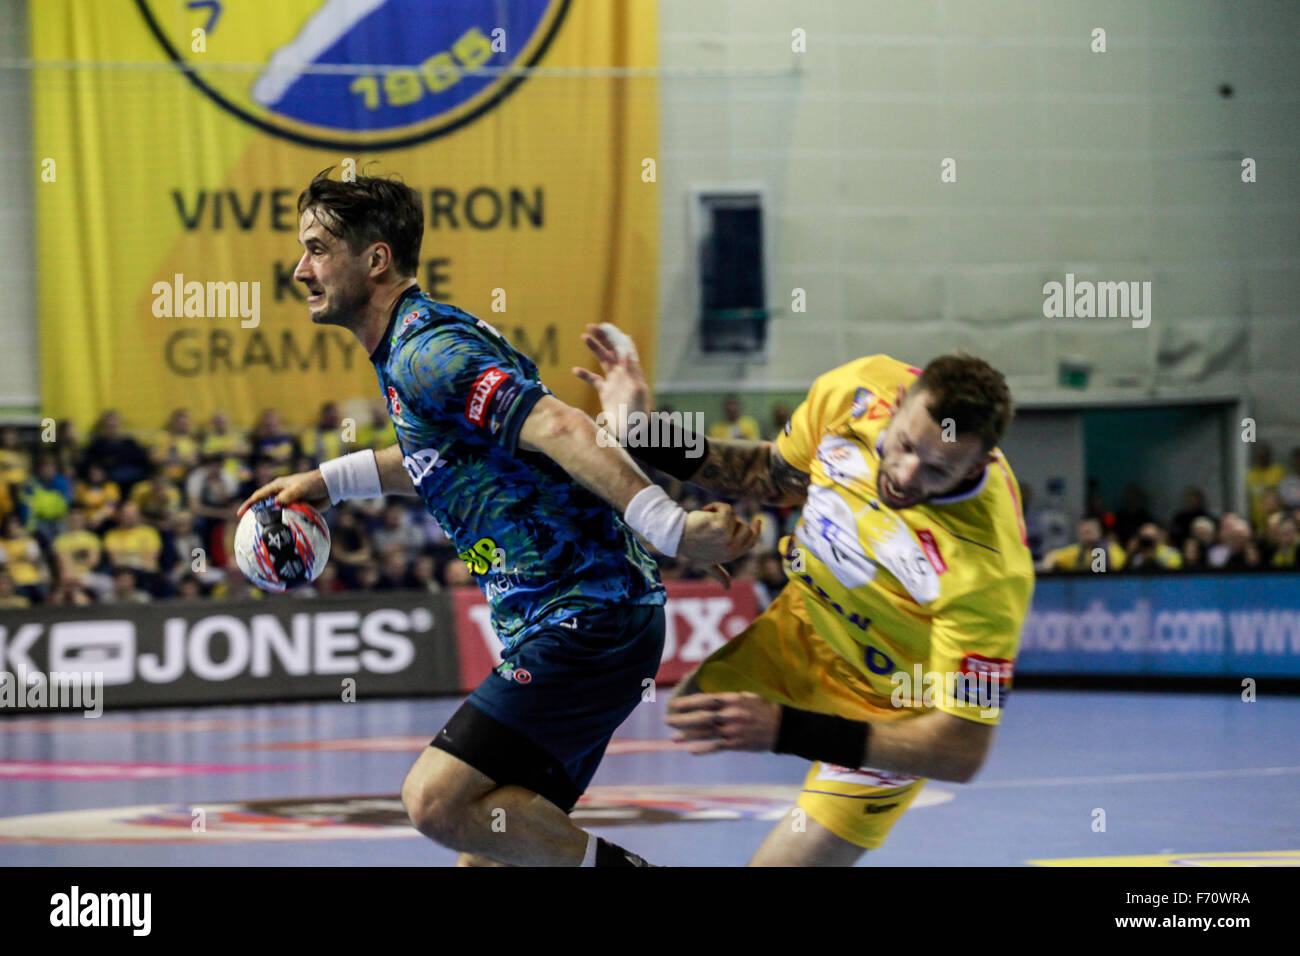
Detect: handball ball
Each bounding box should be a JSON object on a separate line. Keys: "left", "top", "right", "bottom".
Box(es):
{"left": 234, "top": 500, "right": 330, "bottom": 592}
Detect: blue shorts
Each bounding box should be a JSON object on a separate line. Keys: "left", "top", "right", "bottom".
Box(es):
{"left": 432, "top": 603, "right": 666, "bottom": 811}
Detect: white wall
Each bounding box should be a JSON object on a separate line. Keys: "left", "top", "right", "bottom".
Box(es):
{"left": 656, "top": 0, "right": 1300, "bottom": 452}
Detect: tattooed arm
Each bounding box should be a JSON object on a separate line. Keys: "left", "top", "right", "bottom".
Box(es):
{"left": 574, "top": 323, "right": 809, "bottom": 507}
{"left": 692, "top": 439, "right": 809, "bottom": 507}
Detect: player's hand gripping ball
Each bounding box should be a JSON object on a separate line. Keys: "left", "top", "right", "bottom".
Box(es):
{"left": 234, "top": 500, "right": 331, "bottom": 592}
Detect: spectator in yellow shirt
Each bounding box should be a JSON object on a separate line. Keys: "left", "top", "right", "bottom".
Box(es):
{"left": 1266, "top": 513, "right": 1299, "bottom": 569}
{"left": 1246, "top": 443, "right": 1287, "bottom": 532}
{"left": 0, "top": 425, "right": 32, "bottom": 488}
{"left": 149, "top": 408, "right": 202, "bottom": 483}
{"left": 0, "top": 476, "right": 15, "bottom": 525}
{"left": 0, "top": 512, "right": 47, "bottom": 593}
{"left": 104, "top": 502, "right": 163, "bottom": 574}
{"left": 1041, "top": 517, "right": 1127, "bottom": 573}
{"left": 707, "top": 395, "right": 761, "bottom": 441}
{"left": 129, "top": 470, "right": 182, "bottom": 525}
{"left": 74, "top": 461, "right": 122, "bottom": 532}
{"left": 52, "top": 507, "right": 103, "bottom": 581}
{"left": 200, "top": 410, "right": 252, "bottom": 484}
{"left": 1125, "top": 523, "right": 1184, "bottom": 571}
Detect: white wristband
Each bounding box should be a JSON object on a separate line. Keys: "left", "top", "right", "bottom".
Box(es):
{"left": 624, "top": 484, "right": 687, "bottom": 558}
{"left": 319, "top": 449, "right": 383, "bottom": 505}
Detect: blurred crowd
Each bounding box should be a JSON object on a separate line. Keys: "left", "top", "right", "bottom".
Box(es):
{"left": 1030, "top": 443, "right": 1300, "bottom": 573}
{"left": 0, "top": 398, "right": 801, "bottom": 612}
{"left": 0, "top": 404, "right": 421, "bottom": 608}
{"left": 1, "top": 403, "right": 1296, "bottom": 611}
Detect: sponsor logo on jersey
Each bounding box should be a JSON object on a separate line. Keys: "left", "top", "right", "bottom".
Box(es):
{"left": 917, "top": 529, "right": 948, "bottom": 574}
{"left": 495, "top": 660, "right": 527, "bottom": 683}
{"left": 459, "top": 536, "right": 501, "bottom": 575}
{"left": 866, "top": 507, "right": 942, "bottom": 604}
{"left": 954, "top": 653, "right": 1013, "bottom": 706}
{"left": 387, "top": 385, "right": 404, "bottom": 422}
{"left": 401, "top": 446, "right": 449, "bottom": 485}
{"left": 851, "top": 387, "right": 873, "bottom": 418}
{"left": 466, "top": 366, "right": 508, "bottom": 426}
{"left": 800, "top": 485, "right": 877, "bottom": 590}
{"left": 815, "top": 434, "right": 872, "bottom": 487}
{"left": 485, "top": 377, "right": 527, "bottom": 433}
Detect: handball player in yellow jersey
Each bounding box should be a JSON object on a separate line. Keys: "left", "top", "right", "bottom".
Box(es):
{"left": 576, "top": 325, "right": 1034, "bottom": 866}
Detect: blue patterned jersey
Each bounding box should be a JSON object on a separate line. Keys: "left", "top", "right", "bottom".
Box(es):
{"left": 369, "top": 286, "right": 664, "bottom": 647}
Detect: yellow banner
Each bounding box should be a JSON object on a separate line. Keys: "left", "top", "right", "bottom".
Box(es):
{"left": 33, "top": 0, "right": 657, "bottom": 431}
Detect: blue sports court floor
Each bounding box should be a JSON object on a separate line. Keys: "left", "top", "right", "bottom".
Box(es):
{"left": 1, "top": 689, "right": 1296, "bottom": 866}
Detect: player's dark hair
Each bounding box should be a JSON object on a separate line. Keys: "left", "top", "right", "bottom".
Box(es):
{"left": 912, "top": 352, "right": 1013, "bottom": 451}
{"left": 297, "top": 168, "right": 424, "bottom": 277}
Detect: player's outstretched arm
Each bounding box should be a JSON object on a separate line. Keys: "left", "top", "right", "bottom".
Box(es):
{"left": 665, "top": 693, "right": 995, "bottom": 784}
{"left": 692, "top": 440, "right": 809, "bottom": 507}
{"left": 575, "top": 323, "right": 809, "bottom": 507}
{"left": 518, "top": 394, "right": 761, "bottom": 571}
{"left": 519, "top": 394, "right": 652, "bottom": 512}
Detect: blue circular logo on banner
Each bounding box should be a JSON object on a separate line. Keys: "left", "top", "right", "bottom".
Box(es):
{"left": 136, "top": 0, "right": 570, "bottom": 149}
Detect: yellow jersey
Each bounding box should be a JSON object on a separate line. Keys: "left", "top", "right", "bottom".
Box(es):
{"left": 53, "top": 529, "right": 103, "bottom": 577}
{"left": 104, "top": 525, "right": 163, "bottom": 571}
{"left": 0, "top": 448, "right": 32, "bottom": 487}
{"left": 1, "top": 535, "right": 46, "bottom": 586}
{"left": 775, "top": 355, "right": 1034, "bottom": 725}
{"left": 74, "top": 480, "right": 121, "bottom": 522}
{"left": 148, "top": 432, "right": 201, "bottom": 481}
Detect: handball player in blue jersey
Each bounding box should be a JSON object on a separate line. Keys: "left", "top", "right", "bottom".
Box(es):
{"left": 238, "top": 170, "right": 759, "bottom": 867}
